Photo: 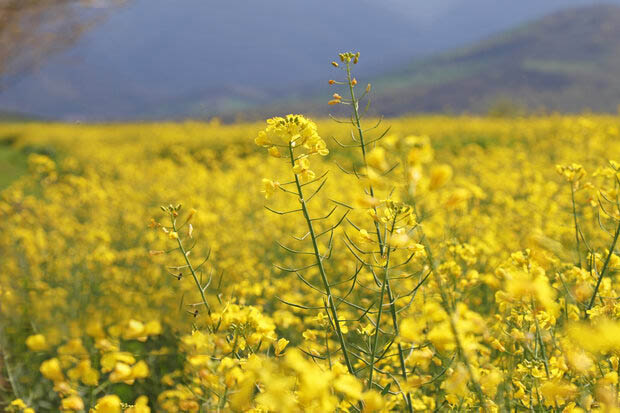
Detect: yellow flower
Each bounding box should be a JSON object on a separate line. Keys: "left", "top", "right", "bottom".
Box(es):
{"left": 333, "top": 375, "right": 363, "bottom": 400}
{"left": 40, "top": 358, "right": 64, "bottom": 382}
{"left": 131, "top": 360, "right": 150, "bottom": 379}
{"left": 268, "top": 146, "right": 281, "bottom": 158}
{"left": 95, "top": 395, "right": 122, "bottom": 413}
{"left": 144, "top": 320, "right": 162, "bottom": 336}
{"left": 274, "top": 338, "right": 289, "bottom": 356}
{"left": 556, "top": 163, "right": 586, "bottom": 182}
{"left": 292, "top": 157, "right": 315, "bottom": 183}
{"left": 68, "top": 359, "right": 100, "bottom": 386}
{"left": 261, "top": 178, "right": 280, "bottom": 199}
{"left": 366, "top": 147, "right": 388, "bottom": 171}
{"left": 568, "top": 320, "right": 620, "bottom": 353}
{"left": 444, "top": 188, "right": 471, "bottom": 210}
{"left": 405, "top": 135, "right": 434, "bottom": 164}
{"left": 9, "top": 401, "right": 35, "bottom": 413}
{"left": 26, "top": 334, "right": 48, "bottom": 351}
{"left": 408, "top": 348, "right": 434, "bottom": 369}
{"left": 504, "top": 268, "right": 558, "bottom": 315}
{"left": 387, "top": 228, "right": 411, "bottom": 248}
{"left": 540, "top": 379, "right": 577, "bottom": 406}
{"left": 399, "top": 318, "right": 425, "bottom": 343}
{"left": 101, "top": 352, "right": 136, "bottom": 372}
{"left": 58, "top": 338, "right": 87, "bottom": 356}
{"left": 61, "top": 395, "right": 85, "bottom": 411}
{"left": 429, "top": 164, "right": 453, "bottom": 190}
{"left": 362, "top": 390, "right": 385, "bottom": 412}
{"left": 357, "top": 228, "right": 374, "bottom": 244}
{"left": 11, "top": 399, "right": 26, "bottom": 408}
{"left": 126, "top": 396, "right": 151, "bottom": 413}
{"left": 28, "top": 153, "right": 56, "bottom": 174}
{"left": 427, "top": 324, "right": 455, "bottom": 353}
{"left": 565, "top": 349, "right": 594, "bottom": 374}
{"left": 255, "top": 130, "right": 272, "bottom": 146}
{"left": 109, "top": 362, "right": 133, "bottom": 383}
{"left": 123, "top": 319, "right": 146, "bottom": 340}
{"left": 441, "top": 364, "right": 470, "bottom": 399}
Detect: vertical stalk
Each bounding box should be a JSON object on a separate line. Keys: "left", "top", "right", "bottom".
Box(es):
{"left": 345, "top": 62, "right": 384, "bottom": 255}
{"left": 368, "top": 214, "right": 397, "bottom": 390}
{"left": 345, "top": 61, "right": 413, "bottom": 412}
{"left": 172, "top": 217, "right": 211, "bottom": 318}
{"left": 288, "top": 143, "right": 355, "bottom": 375}
{"left": 218, "top": 332, "right": 239, "bottom": 410}
{"left": 570, "top": 184, "right": 582, "bottom": 268}
{"left": 587, "top": 220, "right": 620, "bottom": 313}
{"left": 0, "top": 337, "right": 20, "bottom": 407}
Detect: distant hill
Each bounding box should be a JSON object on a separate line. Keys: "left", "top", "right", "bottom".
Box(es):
{"left": 1, "top": 1, "right": 620, "bottom": 120}
{"left": 368, "top": 4, "right": 620, "bottom": 115}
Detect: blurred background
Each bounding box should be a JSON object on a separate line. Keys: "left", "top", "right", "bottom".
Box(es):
{"left": 2, "top": 0, "right": 620, "bottom": 121}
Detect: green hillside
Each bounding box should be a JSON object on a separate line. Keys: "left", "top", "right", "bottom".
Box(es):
{"left": 371, "top": 4, "right": 620, "bottom": 115}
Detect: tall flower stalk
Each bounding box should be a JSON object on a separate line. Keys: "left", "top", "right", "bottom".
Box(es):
{"left": 329, "top": 52, "right": 487, "bottom": 410}
{"left": 255, "top": 115, "right": 356, "bottom": 374}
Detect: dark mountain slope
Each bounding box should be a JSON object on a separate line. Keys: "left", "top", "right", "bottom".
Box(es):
{"left": 370, "top": 4, "right": 620, "bottom": 114}
{"left": 2, "top": 2, "right": 620, "bottom": 119}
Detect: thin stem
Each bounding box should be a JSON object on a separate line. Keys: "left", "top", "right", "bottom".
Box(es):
{"left": 172, "top": 217, "right": 212, "bottom": 325}
{"left": 368, "top": 214, "right": 397, "bottom": 390}
{"left": 570, "top": 184, "right": 582, "bottom": 268}
{"left": 345, "top": 61, "right": 385, "bottom": 256}
{"left": 587, "top": 220, "right": 620, "bottom": 313}
{"left": 287, "top": 143, "right": 355, "bottom": 375}
{"left": 218, "top": 332, "right": 239, "bottom": 410}
{"left": 344, "top": 60, "right": 413, "bottom": 412}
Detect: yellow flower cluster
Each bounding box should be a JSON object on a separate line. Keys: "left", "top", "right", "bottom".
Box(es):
{"left": 0, "top": 108, "right": 619, "bottom": 412}
{"left": 256, "top": 114, "right": 329, "bottom": 185}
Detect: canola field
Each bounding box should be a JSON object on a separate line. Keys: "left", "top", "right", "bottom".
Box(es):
{"left": 1, "top": 96, "right": 620, "bottom": 411}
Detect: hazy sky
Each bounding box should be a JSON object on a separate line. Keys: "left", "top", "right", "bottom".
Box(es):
{"left": 2, "top": 0, "right": 620, "bottom": 119}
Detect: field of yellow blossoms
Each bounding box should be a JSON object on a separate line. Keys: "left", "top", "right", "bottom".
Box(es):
{"left": 1, "top": 57, "right": 620, "bottom": 412}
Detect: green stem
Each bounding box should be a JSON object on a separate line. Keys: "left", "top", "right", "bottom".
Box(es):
{"left": 172, "top": 217, "right": 212, "bottom": 327}
{"left": 345, "top": 62, "right": 384, "bottom": 255}
{"left": 345, "top": 61, "right": 413, "bottom": 411}
{"left": 570, "top": 184, "right": 582, "bottom": 268}
{"left": 288, "top": 143, "right": 355, "bottom": 375}
{"left": 368, "top": 214, "right": 397, "bottom": 390}
{"left": 218, "top": 333, "right": 239, "bottom": 410}
{"left": 586, "top": 220, "right": 620, "bottom": 313}
{"left": 0, "top": 335, "right": 21, "bottom": 404}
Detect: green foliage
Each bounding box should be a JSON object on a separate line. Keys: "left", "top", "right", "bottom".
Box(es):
{"left": 0, "top": 144, "right": 27, "bottom": 190}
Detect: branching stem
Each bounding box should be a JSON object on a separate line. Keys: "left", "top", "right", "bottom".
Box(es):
{"left": 587, "top": 220, "right": 620, "bottom": 313}
{"left": 344, "top": 60, "right": 414, "bottom": 412}
{"left": 172, "top": 216, "right": 212, "bottom": 331}
{"left": 287, "top": 143, "right": 355, "bottom": 375}
{"left": 368, "top": 214, "right": 397, "bottom": 390}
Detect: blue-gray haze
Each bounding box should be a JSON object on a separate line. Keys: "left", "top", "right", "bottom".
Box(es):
{"left": 1, "top": 0, "right": 617, "bottom": 119}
